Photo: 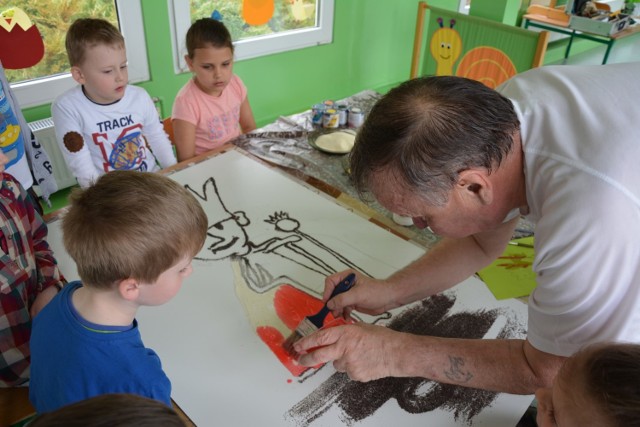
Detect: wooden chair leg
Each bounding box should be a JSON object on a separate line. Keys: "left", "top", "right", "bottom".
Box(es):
{"left": 0, "top": 387, "right": 36, "bottom": 427}
{"left": 410, "top": 1, "right": 429, "bottom": 79}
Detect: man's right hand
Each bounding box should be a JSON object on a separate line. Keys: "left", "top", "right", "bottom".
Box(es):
{"left": 323, "top": 270, "right": 402, "bottom": 319}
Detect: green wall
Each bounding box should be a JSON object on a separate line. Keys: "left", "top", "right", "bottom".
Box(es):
{"left": 23, "top": 0, "right": 459, "bottom": 127}
{"left": 21, "top": 0, "right": 634, "bottom": 127}
{"left": 469, "top": 0, "right": 520, "bottom": 25}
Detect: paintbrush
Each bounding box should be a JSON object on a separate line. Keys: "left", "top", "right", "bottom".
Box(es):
{"left": 508, "top": 241, "right": 534, "bottom": 249}
{"left": 283, "top": 273, "right": 356, "bottom": 354}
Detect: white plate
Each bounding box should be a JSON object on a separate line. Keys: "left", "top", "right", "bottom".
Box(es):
{"left": 307, "top": 129, "right": 357, "bottom": 154}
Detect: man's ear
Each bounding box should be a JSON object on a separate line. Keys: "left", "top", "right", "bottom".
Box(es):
{"left": 118, "top": 278, "right": 140, "bottom": 301}
{"left": 70, "top": 66, "right": 85, "bottom": 84}
{"left": 456, "top": 169, "right": 493, "bottom": 206}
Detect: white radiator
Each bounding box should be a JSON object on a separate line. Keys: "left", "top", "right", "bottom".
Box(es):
{"left": 28, "top": 118, "right": 78, "bottom": 191}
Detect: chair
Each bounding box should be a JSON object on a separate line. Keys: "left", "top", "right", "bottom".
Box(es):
{"left": 162, "top": 117, "right": 175, "bottom": 145}
{"left": 0, "top": 387, "right": 35, "bottom": 426}
{"left": 410, "top": 1, "right": 549, "bottom": 88}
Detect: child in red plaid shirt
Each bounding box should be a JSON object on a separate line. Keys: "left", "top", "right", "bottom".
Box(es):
{"left": 0, "top": 151, "right": 65, "bottom": 386}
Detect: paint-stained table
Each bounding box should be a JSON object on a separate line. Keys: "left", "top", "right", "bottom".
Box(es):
{"left": 233, "top": 90, "right": 443, "bottom": 250}
{"left": 233, "top": 89, "right": 534, "bottom": 248}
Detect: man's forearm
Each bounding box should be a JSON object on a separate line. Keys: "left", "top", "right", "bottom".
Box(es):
{"left": 389, "top": 217, "right": 518, "bottom": 307}
{"left": 389, "top": 237, "right": 500, "bottom": 306}
{"left": 392, "top": 335, "right": 563, "bottom": 394}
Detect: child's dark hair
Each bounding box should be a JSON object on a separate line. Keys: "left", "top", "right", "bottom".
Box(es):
{"left": 185, "top": 18, "right": 234, "bottom": 58}
{"left": 567, "top": 343, "right": 640, "bottom": 427}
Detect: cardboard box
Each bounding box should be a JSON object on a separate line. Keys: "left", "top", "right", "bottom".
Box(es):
{"left": 569, "top": 14, "right": 632, "bottom": 36}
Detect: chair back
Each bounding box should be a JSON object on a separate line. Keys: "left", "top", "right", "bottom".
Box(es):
{"left": 162, "top": 117, "right": 175, "bottom": 145}
{"left": 410, "top": 1, "right": 549, "bottom": 88}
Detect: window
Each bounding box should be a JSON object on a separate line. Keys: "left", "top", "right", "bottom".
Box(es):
{"left": 5, "top": 0, "right": 149, "bottom": 108}
{"left": 169, "top": 0, "right": 334, "bottom": 73}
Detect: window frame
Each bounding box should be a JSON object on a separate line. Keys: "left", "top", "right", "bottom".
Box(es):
{"left": 11, "top": 0, "right": 149, "bottom": 109}
{"left": 168, "top": 0, "right": 335, "bottom": 74}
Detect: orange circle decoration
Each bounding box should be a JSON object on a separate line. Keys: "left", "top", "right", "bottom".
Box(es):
{"left": 455, "top": 47, "right": 517, "bottom": 89}
{"left": 242, "top": 0, "right": 275, "bottom": 26}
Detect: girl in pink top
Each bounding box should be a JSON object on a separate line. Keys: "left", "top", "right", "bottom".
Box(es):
{"left": 172, "top": 18, "right": 256, "bottom": 161}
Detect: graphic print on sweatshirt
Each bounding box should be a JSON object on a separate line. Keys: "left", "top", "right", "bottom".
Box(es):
{"left": 93, "top": 123, "right": 148, "bottom": 172}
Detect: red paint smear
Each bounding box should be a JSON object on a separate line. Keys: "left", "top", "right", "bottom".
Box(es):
{"left": 274, "top": 284, "right": 324, "bottom": 330}
{"left": 499, "top": 254, "right": 528, "bottom": 260}
{"left": 497, "top": 254, "right": 532, "bottom": 269}
{"left": 257, "top": 326, "right": 308, "bottom": 377}
{"left": 497, "top": 262, "right": 532, "bottom": 269}
{"left": 256, "top": 284, "right": 353, "bottom": 377}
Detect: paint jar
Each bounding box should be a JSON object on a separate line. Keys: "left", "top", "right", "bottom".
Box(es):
{"left": 311, "top": 104, "right": 326, "bottom": 126}
{"left": 323, "top": 99, "right": 335, "bottom": 108}
{"left": 322, "top": 109, "right": 340, "bottom": 128}
{"left": 392, "top": 213, "right": 414, "bottom": 227}
{"left": 348, "top": 107, "right": 364, "bottom": 129}
{"left": 336, "top": 103, "right": 349, "bottom": 127}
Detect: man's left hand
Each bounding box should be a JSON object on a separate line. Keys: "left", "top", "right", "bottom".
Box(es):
{"left": 294, "top": 323, "right": 407, "bottom": 382}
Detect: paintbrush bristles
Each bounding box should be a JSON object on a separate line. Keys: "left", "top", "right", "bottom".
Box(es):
{"left": 283, "top": 317, "right": 319, "bottom": 354}
{"left": 282, "top": 273, "right": 356, "bottom": 355}
{"left": 295, "top": 317, "right": 323, "bottom": 337}
{"left": 282, "top": 331, "right": 302, "bottom": 354}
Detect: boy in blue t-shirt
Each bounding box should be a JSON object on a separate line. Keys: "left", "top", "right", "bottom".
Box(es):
{"left": 29, "top": 170, "right": 208, "bottom": 413}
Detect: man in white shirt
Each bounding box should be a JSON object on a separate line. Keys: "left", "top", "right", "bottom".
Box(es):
{"left": 294, "top": 62, "right": 640, "bottom": 395}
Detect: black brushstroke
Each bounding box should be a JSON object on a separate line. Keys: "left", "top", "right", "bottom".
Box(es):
{"left": 286, "top": 293, "right": 525, "bottom": 426}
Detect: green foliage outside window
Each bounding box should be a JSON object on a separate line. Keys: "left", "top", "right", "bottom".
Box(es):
{"left": 189, "top": 0, "right": 317, "bottom": 42}
{"left": 3, "top": 0, "right": 117, "bottom": 84}
{"left": 4, "top": 0, "right": 317, "bottom": 84}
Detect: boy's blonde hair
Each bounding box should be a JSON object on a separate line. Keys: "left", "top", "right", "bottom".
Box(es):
{"left": 29, "top": 394, "right": 185, "bottom": 427}
{"left": 62, "top": 171, "right": 208, "bottom": 289}
{"left": 65, "top": 18, "right": 125, "bottom": 66}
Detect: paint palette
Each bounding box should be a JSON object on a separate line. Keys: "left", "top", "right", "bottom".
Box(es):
{"left": 307, "top": 129, "right": 357, "bottom": 154}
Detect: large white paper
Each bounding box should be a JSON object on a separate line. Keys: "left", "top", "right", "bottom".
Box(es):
{"left": 46, "top": 150, "right": 532, "bottom": 426}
